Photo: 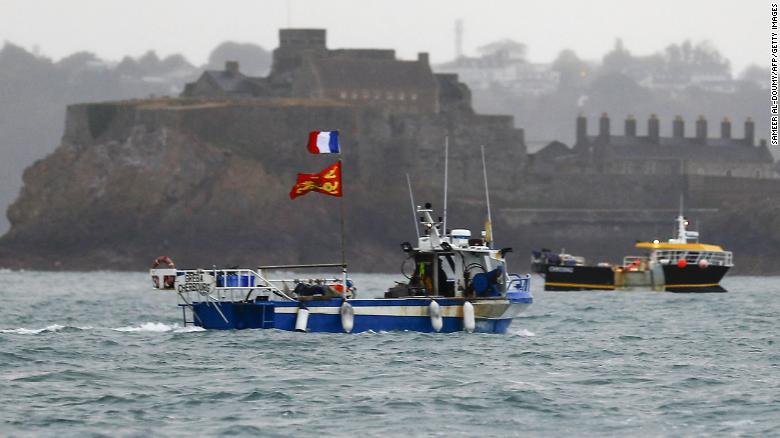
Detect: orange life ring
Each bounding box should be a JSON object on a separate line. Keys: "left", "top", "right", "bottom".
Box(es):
{"left": 151, "top": 256, "right": 176, "bottom": 289}
{"left": 626, "top": 259, "right": 641, "bottom": 270}
{"left": 152, "top": 256, "right": 176, "bottom": 269}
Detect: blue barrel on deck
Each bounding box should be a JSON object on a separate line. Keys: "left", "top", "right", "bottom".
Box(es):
{"left": 217, "top": 274, "right": 255, "bottom": 287}
{"left": 239, "top": 275, "right": 254, "bottom": 287}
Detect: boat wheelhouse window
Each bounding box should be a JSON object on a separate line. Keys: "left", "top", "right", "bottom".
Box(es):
{"left": 410, "top": 253, "right": 455, "bottom": 297}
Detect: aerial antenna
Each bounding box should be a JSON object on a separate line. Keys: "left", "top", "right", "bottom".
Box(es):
{"left": 676, "top": 193, "right": 686, "bottom": 242}
{"left": 455, "top": 19, "right": 464, "bottom": 59}
{"left": 679, "top": 193, "right": 684, "bottom": 217}
{"left": 443, "top": 136, "right": 449, "bottom": 240}
{"left": 481, "top": 145, "right": 493, "bottom": 246}
{"left": 406, "top": 173, "right": 420, "bottom": 238}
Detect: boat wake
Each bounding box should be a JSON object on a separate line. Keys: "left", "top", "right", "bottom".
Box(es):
{"left": 112, "top": 322, "right": 205, "bottom": 333}
{"left": 0, "top": 324, "right": 92, "bottom": 335}
{"left": 0, "top": 322, "right": 204, "bottom": 335}
{"left": 512, "top": 328, "right": 536, "bottom": 337}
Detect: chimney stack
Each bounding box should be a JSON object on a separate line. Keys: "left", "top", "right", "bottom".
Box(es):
{"left": 225, "top": 61, "right": 240, "bottom": 75}
{"left": 417, "top": 52, "right": 430, "bottom": 65}
{"left": 625, "top": 115, "right": 637, "bottom": 137}
{"left": 695, "top": 116, "right": 707, "bottom": 144}
{"left": 576, "top": 114, "right": 587, "bottom": 145}
{"left": 599, "top": 112, "right": 610, "bottom": 143}
{"left": 721, "top": 117, "right": 731, "bottom": 139}
{"left": 648, "top": 114, "right": 660, "bottom": 144}
{"left": 744, "top": 117, "right": 755, "bottom": 146}
{"left": 673, "top": 116, "right": 685, "bottom": 139}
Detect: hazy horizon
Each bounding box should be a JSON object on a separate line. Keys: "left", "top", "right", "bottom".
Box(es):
{"left": 0, "top": 0, "right": 766, "bottom": 73}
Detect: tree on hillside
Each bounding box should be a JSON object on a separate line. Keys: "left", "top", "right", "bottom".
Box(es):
{"left": 664, "top": 40, "right": 731, "bottom": 77}
{"left": 551, "top": 49, "right": 591, "bottom": 91}
{"left": 206, "top": 42, "right": 271, "bottom": 76}
{"left": 739, "top": 64, "right": 764, "bottom": 87}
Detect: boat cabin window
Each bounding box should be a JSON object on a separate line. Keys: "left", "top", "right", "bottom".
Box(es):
{"left": 410, "top": 253, "right": 456, "bottom": 297}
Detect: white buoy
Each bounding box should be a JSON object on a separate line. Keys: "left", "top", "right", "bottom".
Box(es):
{"left": 294, "top": 307, "right": 309, "bottom": 332}
{"left": 340, "top": 301, "right": 355, "bottom": 333}
{"left": 463, "top": 301, "right": 475, "bottom": 333}
{"left": 429, "top": 300, "right": 443, "bottom": 332}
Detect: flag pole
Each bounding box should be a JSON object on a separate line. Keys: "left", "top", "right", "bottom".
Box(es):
{"left": 339, "top": 156, "right": 347, "bottom": 297}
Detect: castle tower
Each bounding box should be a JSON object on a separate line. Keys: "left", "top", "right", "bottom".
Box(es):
{"left": 272, "top": 29, "right": 328, "bottom": 76}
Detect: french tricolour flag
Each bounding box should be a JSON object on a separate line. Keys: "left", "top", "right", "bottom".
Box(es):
{"left": 307, "top": 131, "right": 340, "bottom": 154}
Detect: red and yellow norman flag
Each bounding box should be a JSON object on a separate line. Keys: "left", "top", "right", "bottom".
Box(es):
{"left": 289, "top": 161, "right": 342, "bottom": 199}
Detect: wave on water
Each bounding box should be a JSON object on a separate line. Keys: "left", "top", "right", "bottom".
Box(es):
{"left": 111, "top": 322, "right": 205, "bottom": 333}
{"left": 512, "top": 328, "right": 536, "bottom": 337}
{"left": 0, "top": 324, "right": 92, "bottom": 335}
{"left": 0, "top": 322, "right": 204, "bottom": 335}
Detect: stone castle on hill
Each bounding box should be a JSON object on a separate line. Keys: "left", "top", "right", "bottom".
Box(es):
{"left": 185, "top": 28, "right": 775, "bottom": 181}
{"left": 183, "top": 28, "right": 471, "bottom": 115}
{"left": 2, "top": 27, "right": 780, "bottom": 273}
{"left": 532, "top": 114, "right": 775, "bottom": 179}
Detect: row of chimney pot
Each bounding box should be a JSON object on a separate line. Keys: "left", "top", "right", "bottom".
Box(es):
{"left": 578, "top": 114, "right": 755, "bottom": 146}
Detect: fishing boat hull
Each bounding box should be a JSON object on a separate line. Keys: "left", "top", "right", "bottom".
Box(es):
{"left": 661, "top": 264, "right": 730, "bottom": 292}
{"left": 187, "top": 295, "right": 532, "bottom": 334}
{"left": 541, "top": 265, "right": 615, "bottom": 291}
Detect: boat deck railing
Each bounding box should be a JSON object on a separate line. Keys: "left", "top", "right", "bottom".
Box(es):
{"left": 652, "top": 249, "right": 733, "bottom": 267}
{"left": 507, "top": 273, "right": 531, "bottom": 292}
{"left": 159, "top": 264, "right": 348, "bottom": 326}
{"left": 622, "top": 256, "right": 649, "bottom": 270}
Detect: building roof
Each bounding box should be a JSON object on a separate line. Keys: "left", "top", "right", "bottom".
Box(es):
{"left": 534, "top": 141, "right": 575, "bottom": 161}
{"left": 201, "top": 70, "right": 255, "bottom": 94}
{"left": 587, "top": 135, "right": 774, "bottom": 164}
{"left": 308, "top": 58, "right": 435, "bottom": 90}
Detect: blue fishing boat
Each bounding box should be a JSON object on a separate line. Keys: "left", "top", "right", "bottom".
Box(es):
{"left": 149, "top": 203, "right": 532, "bottom": 334}
{"left": 149, "top": 135, "right": 532, "bottom": 333}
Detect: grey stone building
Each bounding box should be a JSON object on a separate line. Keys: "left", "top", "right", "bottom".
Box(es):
{"left": 533, "top": 114, "right": 775, "bottom": 178}
{"left": 183, "top": 29, "right": 471, "bottom": 115}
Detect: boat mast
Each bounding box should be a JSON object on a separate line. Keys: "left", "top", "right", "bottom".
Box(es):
{"left": 676, "top": 194, "right": 686, "bottom": 243}
{"left": 443, "top": 136, "right": 449, "bottom": 241}
{"left": 406, "top": 173, "right": 420, "bottom": 238}
{"left": 481, "top": 145, "right": 493, "bottom": 247}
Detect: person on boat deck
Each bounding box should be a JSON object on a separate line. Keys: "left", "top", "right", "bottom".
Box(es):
{"left": 438, "top": 263, "right": 455, "bottom": 296}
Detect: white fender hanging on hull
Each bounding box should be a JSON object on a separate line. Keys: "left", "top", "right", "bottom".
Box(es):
{"left": 429, "top": 300, "right": 443, "bottom": 332}
{"left": 340, "top": 301, "right": 355, "bottom": 333}
{"left": 463, "top": 301, "right": 475, "bottom": 333}
{"left": 294, "top": 307, "right": 309, "bottom": 332}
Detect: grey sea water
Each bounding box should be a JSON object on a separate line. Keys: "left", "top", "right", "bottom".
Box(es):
{"left": 0, "top": 271, "right": 778, "bottom": 437}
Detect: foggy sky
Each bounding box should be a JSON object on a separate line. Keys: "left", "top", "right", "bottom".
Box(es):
{"left": 0, "top": 0, "right": 767, "bottom": 73}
